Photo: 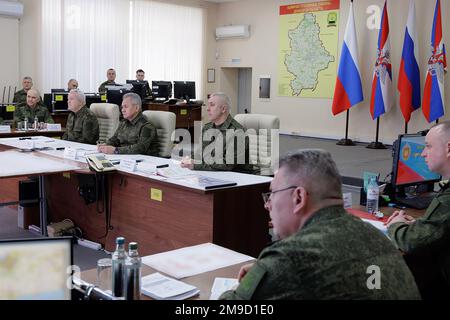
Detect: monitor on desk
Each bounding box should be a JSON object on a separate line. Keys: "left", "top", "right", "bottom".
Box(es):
{"left": 0, "top": 237, "right": 73, "bottom": 300}
{"left": 51, "top": 91, "right": 69, "bottom": 112}
{"left": 126, "top": 80, "right": 151, "bottom": 99}
{"left": 174, "top": 81, "right": 196, "bottom": 102}
{"left": 0, "top": 103, "right": 15, "bottom": 120}
{"left": 106, "top": 87, "right": 131, "bottom": 107}
{"left": 151, "top": 81, "right": 172, "bottom": 101}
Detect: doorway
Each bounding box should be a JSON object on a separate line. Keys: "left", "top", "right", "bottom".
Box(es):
{"left": 237, "top": 68, "right": 252, "bottom": 114}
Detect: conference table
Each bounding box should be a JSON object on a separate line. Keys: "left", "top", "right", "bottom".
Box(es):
{"left": 0, "top": 128, "right": 65, "bottom": 138}
{"left": 0, "top": 136, "right": 272, "bottom": 257}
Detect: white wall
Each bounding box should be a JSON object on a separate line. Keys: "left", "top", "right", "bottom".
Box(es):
{"left": 208, "top": 0, "right": 450, "bottom": 144}
{"left": 0, "top": 3, "right": 19, "bottom": 102}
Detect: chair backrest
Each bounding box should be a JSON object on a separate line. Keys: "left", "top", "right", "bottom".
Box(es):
{"left": 234, "top": 113, "right": 280, "bottom": 176}
{"left": 89, "top": 103, "right": 120, "bottom": 142}
{"left": 142, "top": 110, "right": 176, "bottom": 158}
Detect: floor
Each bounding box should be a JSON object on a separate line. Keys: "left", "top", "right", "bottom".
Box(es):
{"left": 0, "top": 134, "right": 394, "bottom": 272}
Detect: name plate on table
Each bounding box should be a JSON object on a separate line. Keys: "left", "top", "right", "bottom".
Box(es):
{"left": 0, "top": 125, "right": 11, "bottom": 133}
{"left": 119, "top": 158, "right": 137, "bottom": 172}
{"left": 63, "top": 147, "right": 78, "bottom": 160}
{"left": 47, "top": 123, "right": 62, "bottom": 131}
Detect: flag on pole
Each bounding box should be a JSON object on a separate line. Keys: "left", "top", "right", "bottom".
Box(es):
{"left": 422, "top": 0, "right": 447, "bottom": 123}
{"left": 370, "top": 1, "right": 392, "bottom": 119}
{"left": 398, "top": 0, "right": 421, "bottom": 123}
{"left": 332, "top": 1, "right": 363, "bottom": 115}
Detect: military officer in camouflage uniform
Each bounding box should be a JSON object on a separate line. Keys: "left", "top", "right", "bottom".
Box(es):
{"left": 98, "top": 68, "right": 117, "bottom": 93}
{"left": 387, "top": 122, "right": 450, "bottom": 299}
{"left": 180, "top": 92, "right": 255, "bottom": 173}
{"left": 220, "top": 149, "right": 420, "bottom": 300}
{"left": 13, "top": 76, "right": 34, "bottom": 104}
{"left": 14, "top": 88, "right": 54, "bottom": 125}
{"left": 62, "top": 89, "right": 99, "bottom": 144}
{"left": 98, "top": 92, "right": 158, "bottom": 155}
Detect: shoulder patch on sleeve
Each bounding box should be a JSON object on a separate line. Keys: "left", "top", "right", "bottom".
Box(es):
{"left": 234, "top": 263, "right": 267, "bottom": 299}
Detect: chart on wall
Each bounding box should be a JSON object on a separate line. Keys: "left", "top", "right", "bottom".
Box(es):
{"left": 278, "top": 0, "right": 340, "bottom": 98}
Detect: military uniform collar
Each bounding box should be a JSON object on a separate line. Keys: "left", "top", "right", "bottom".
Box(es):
{"left": 302, "top": 205, "right": 345, "bottom": 229}
{"left": 73, "top": 105, "right": 88, "bottom": 116}
{"left": 128, "top": 112, "right": 143, "bottom": 125}
{"left": 212, "top": 114, "right": 233, "bottom": 130}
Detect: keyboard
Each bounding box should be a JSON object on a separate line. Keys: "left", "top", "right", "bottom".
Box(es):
{"left": 395, "top": 195, "right": 435, "bottom": 209}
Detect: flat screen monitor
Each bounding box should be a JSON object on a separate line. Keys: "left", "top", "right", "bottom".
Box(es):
{"left": 51, "top": 89, "right": 67, "bottom": 93}
{"left": 0, "top": 103, "right": 15, "bottom": 120}
{"left": 106, "top": 88, "right": 131, "bottom": 107}
{"left": 0, "top": 237, "right": 73, "bottom": 300}
{"left": 392, "top": 133, "right": 441, "bottom": 187}
{"left": 126, "top": 80, "right": 151, "bottom": 99}
{"left": 173, "top": 81, "right": 196, "bottom": 101}
{"left": 52, "top": 92, "right": 69, "bottom": 112}
{"left": 151, "top": 81, "right": 172, "bottom": 100}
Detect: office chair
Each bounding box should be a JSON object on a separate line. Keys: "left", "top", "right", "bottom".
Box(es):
{"left": 234, "top": 113, "right": 280, "bottom": 176}
{"left": 89, "top": 103, "right": 120, "bottom": 142}
{"left": 142, "top": 110, "right": 176, "bottom": 158}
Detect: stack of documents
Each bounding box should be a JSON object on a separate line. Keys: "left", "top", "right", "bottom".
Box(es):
{"left": 210, "top": 277, "right": 238, "bottom": 300}
{"left": 141, "top": 273, "right": 199, "bottom": 300}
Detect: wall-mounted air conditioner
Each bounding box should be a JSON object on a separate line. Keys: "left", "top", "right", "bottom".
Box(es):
{"left": 0, "top": 0, "right": 24, "bottom": 19}
{"left": 215, "top": 25, "right": 250, "bottom": 40}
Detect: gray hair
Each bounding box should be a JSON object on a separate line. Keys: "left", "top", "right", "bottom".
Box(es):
{"left": 27, "top": 88, "right": 41, "bottom": 101}
{"left": 431, "top": 121, "right": 450, "bottom": 142}
{"left": 123, "top": 92, "right": 142, "bottom": 111}
{"left": 211, "top": 92, "right": 231, "bottom": 112}
{"left": 279, "top": 149, "right": 342, "bottom": 203}
{"left": 69, "top": 89, "right": 86, "bottom": 106}
{"left": 23, "top": 76, "right": 33, "bottom": 81}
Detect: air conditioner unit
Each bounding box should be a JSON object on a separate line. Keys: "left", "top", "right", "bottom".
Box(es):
{"left": 215, "top": 25, "right": 250, "bottom": 40}
{"left": 0, "top": 0, "right": 24, "bottom": 19}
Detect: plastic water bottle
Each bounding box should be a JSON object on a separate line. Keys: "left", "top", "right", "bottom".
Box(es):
{"left": 24, "top": 119, "right": 28, "bottom": 131}
{"left": 112, "top": 237, "right": 127, "bottom": 297}
{"left": 124, "top": 242, "right": 141, "bottom": 300}
{"left": 33, "top": 116, "right": 38, "bottom": 130}
{"left": 366, "top": 177, "right": 379, "bottom": 214}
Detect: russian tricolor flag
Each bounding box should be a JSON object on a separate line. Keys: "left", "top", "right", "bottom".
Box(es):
{"left": 332, "top": 2, "right": 363, "bottom": 116}
{"left": 422, "top": 0, "right": 447, "bottom": 123}
{"left": 370, "top": 1, "right": 392, "bottom": 119}
{"left": 398, "top": 0, "right": 421, "bottom": 123}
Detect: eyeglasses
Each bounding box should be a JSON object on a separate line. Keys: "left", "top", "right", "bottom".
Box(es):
{"left": 261, "top": 186, "right": 298, "bottom": 205}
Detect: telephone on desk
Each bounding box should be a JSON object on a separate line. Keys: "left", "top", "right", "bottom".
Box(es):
{"left": 164, "top": 99, "right": 180, "bottom": 105}
{"left": 86, "top": 155, "right": 116, "bottom": 172}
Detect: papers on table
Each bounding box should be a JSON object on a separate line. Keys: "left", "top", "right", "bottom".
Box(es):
{"left": 157, "top": 165, "right": 194, "bottom": 178}
{"left": 141, "top": 273, "right": 199, "bottom": 300}
{"left": 210, "top": 277, "right": 238, "bottom": 300}
{"left": 141, "top": 243, "right": 254, "bottom": 279}
{"left": 361, "top": 218, "right": 389, "bottom": 238}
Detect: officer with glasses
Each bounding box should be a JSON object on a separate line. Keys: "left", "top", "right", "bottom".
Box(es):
{"left": 220, "top": 149, "right": 420, "bottom": 300}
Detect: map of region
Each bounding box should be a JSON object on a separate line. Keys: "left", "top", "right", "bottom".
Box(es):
{"left": 279, "top": 0, "right": 340, "bottom": 98}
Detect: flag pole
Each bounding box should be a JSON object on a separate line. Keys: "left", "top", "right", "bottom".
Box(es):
{"left": 336, "top": 110, "right": 355, "bottom": 146}
{"left": 404, "top": 121, "right": 408, "bottom": 134}
{"left": 367, "top": 117, "right": 387, "bottom": 149}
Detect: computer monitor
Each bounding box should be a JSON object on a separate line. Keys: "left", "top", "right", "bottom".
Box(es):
{"left": 0, "top": 103, "right": 15, "bottom": 120}
{"left": 0, "top": 237, "right": 73, "bottom": 300}
{"left": 51, "top": 92, "right": 69, "bottom": 112}
{"left": 51, "top": 89, "right": 67, "bottom": 93}
{"left": 173, "top": 81, "right": 196, "bottom": 102}
{"left": 126, "top": 80, "right": 151, "bottom": 99}
{"left": 106, "top": 87, "right": 131, "bottom": 107}
{"left": 392, "top": 133, "right": 441, "bottom": 187}
{"left": 151, "top": 81, "right": 172, "bottom": 100}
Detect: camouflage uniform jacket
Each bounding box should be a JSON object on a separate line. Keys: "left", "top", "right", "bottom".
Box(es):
{"left": 98, "top": 80, "right": 116, "bottom": 94}
{"left": 13, "top": 89, "right": 27, "bottom": 104}
{"left": 220, "top": 206, "right": 420, "bottom": 300}
{"left": 107, "top": 112, "right": 158, "bottom": 155}
{"left": 193, "top": 114, "right": 257, "bottom": 173}
{"left": 14, "top": 103, "right": 54, "bottom": 125}
{"left": 388, "top": 182, "right": 450, "bottom": 290}
{"left": 62, "top": 106, "right": 99, "bottom": 145}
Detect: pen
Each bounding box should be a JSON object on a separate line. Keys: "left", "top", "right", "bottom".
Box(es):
{"left": 19, "top": 137, "right": 32, "bottom": 140}
{"left": 156, "top": 164, "right": 169, "bottom": 168}
{"left": 388, "top": 203, "right": 406, "bottom": 209}
{"left": 56, "top": 147, "right": 65, "bottom": 150}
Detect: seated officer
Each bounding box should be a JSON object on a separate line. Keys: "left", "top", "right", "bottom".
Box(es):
{"left": 97, "top": 92, "right": 158, "bottom": 155}
{"left": 67, "top": 79, "right": 79, "bottom": 91}
{"left": 62, "top": 89, "right": 99, "bottom": 145}
{"left": 220, "top": 149, "right": 420, "bottom": 300}
{"left": 386, "top": 122, "right": 450, "bottom": 299}
{"left": 98, "top": 68, "right": 117, "bottom": 94}
{"left": 14, "top": 88, "right": 54, "bottom": 125}
{"left": 13, "top": 76, "right": 34, "bottom": 104}
{"left": 180, "top": 92, "right": 255, "bottom": 173}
